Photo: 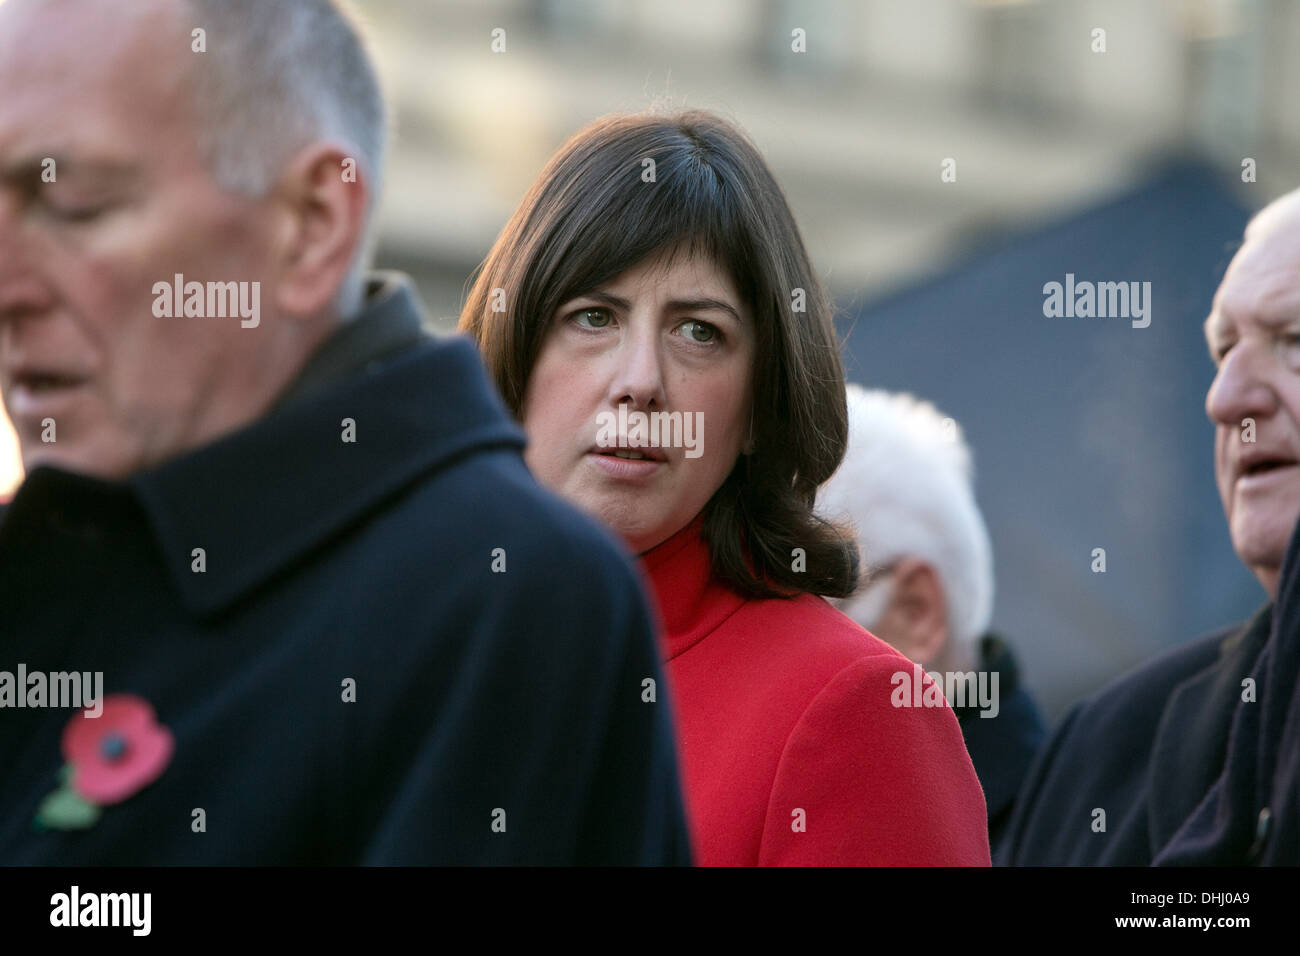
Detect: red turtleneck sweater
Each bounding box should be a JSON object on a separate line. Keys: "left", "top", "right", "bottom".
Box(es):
{"left": 640, "top": 517, "right": 991, "bottom": 866}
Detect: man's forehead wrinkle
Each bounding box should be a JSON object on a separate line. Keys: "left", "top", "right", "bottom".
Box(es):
{"left": 1211, "top": 234, "right": 1299, "bottom": 330}
{"left": 1215, "top": 282, "right": 1269, "bottom": 336}
{"left": 1249, "top": 265, "right": 1300, "bottom": 323}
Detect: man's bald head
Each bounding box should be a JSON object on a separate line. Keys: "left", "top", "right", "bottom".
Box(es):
{"left": 1243, "top": 186, "right": 1300, "bottom": 242}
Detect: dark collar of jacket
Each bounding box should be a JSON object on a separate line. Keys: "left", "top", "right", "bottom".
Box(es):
{"left": 1148, "top": 508, "right": 1300, "bottom": 864}
{"left": 1259, "top": 533, "right": 1300, "bottom": 864}
{"left": 952, "top": 633, "right": 1025, "bottom": 723}
{"left": 272, "top": 272, "right": 427, "bottom": 408}
{"left": 952, "top": 633, "right": 1047, "bottom": 828}
{"left": 6, "top": 273, "right": 524, "bottom": 619}
{"left": 1146, "top": 603, "right": 1272, "bottom": 860}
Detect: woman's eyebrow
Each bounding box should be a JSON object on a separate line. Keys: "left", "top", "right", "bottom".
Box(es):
{"left": 573, "top": 290, "right": 742, "bottom": 324}
{"left": 580, "top": 290, "right": 631, "bottom": 310}
{"left": 666, "top": 298, "right": 742, "bottom": 323}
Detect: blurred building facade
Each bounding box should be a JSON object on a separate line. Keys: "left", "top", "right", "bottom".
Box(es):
{"left": 357, "top": 0, "right": 1294, "bottom": 322}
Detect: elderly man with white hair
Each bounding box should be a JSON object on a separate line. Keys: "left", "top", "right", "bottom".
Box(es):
{"left": 998, "top": 189, "right": 1300, "bottom": 866}
{"left": 818, "top": 384, "right": 1045, "bottom": 852}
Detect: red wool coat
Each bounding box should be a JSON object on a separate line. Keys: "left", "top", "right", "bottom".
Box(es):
{"left": 640, "top": 517, "right": 991, "bottom": 866}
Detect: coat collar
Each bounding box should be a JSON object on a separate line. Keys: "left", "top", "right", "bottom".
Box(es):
{"left": 271, "top": 272, "right": 425, "bottom": 409}
{"left": 639, "top": 513, "right": 746, "bottom": 662}
{"left": 130, "top": 332, "right": 523, "bottom": 618}
{"left": 952, "top": 633, "right": 1022, "bottom": 721}
{"left": 1146, "top": 603, "right": 1272, "bottom": 853}
{"left": 953, "top": 633, "right": 1045, "bottom": 820}
{"left": 1146, "top": 508, "right": 1300, "bottom": 863}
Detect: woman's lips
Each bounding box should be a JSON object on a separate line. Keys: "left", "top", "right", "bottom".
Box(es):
{"left": 586, "top": 450, "right": 665, "bottom": 480}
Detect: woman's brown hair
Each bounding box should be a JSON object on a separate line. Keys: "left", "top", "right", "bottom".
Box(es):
{"left": 459, "top": 109, "right": 856, "bottom": 599}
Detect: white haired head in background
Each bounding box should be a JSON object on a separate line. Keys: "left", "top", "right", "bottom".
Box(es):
{"left": 816, "top": 385, "right": 994, "bottom": 674}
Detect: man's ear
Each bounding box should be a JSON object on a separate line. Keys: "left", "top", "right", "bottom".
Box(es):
{"left": 880, "top": 557, "right": 949, "bottom": 669}
{"left": 271, "top": 142, "right": 371, "bottom": 320}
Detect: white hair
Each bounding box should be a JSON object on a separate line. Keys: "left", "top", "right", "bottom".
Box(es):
{"left": 181, "top": 0, "right": 387, "bottom": 318}
{"left": 816, "top": 385, "right": 994, "bottom": 660}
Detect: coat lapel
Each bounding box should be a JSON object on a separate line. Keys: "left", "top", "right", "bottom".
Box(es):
{"left": 1145, "top": 606, "right": 1272, "bottom": 855}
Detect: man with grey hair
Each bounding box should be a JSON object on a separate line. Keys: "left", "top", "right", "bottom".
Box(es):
{"left": 817, "top": 384, "right": 1045, "bottom": 852}
{"left": 0, "top": 0, "right": 691, "bottom": 864}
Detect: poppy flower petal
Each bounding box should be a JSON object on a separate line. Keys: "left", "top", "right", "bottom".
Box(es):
{"left": 60, "top": 694, "right": 174, "bottom": 806}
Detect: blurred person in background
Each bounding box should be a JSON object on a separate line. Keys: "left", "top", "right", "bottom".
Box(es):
{"left": 816, "top": 385, "right": 1046, "bottom": 855}
{"left": 999, "top": 189, "right": 1300, "bottom": 865}
{"left": 461, "top": 109, "right": 990, "bottom": 866}
{"left": 0, "top": 0, "right": 689, "bottom": 864}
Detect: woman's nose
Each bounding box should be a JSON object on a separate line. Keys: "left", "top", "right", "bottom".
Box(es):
{"left": 608, "top": 327, "right": 666, "bottom": 409}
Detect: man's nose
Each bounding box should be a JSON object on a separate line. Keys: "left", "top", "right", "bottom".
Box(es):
{"left": 1207, "top": 340, "right": 1278, "bottom": 427}
{"left": 0, "top": 192, "right": 51, "bottom": 325}
{"left": 608, "top": 323, "right": 666, "bottom": 410}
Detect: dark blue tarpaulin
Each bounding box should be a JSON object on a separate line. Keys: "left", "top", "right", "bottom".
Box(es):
{"left": 838, "top": 162, "right": 1262, "bottom": 721}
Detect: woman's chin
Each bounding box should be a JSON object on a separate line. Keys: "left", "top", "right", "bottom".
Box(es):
{"left": 607, "top": 515, "right": 669, "bottom": 555}
{"left": 589, "top": 502, "right": 677, "bottom": 555}
{"left": 557, "top": 479, "right": 703, "bottom": 555}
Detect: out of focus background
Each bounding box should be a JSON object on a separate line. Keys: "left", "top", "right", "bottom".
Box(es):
{"left": 7, "top": 0, "right": 1300, "bottom": 718}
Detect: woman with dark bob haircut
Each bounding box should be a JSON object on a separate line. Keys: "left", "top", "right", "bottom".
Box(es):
{"left": 461, "top": 109, "right": 989, "bottom": 866}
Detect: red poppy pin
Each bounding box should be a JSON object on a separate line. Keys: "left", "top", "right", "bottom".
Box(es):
{"left": 34, "top": 694, "right": 174, "bottom": 831}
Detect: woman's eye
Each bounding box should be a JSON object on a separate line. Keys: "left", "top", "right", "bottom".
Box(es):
{"left": 679, "top": 320, "right": 719, "bottom": 345}
{"left": 572, "top": 308, "right": 611, "bottom": 329}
